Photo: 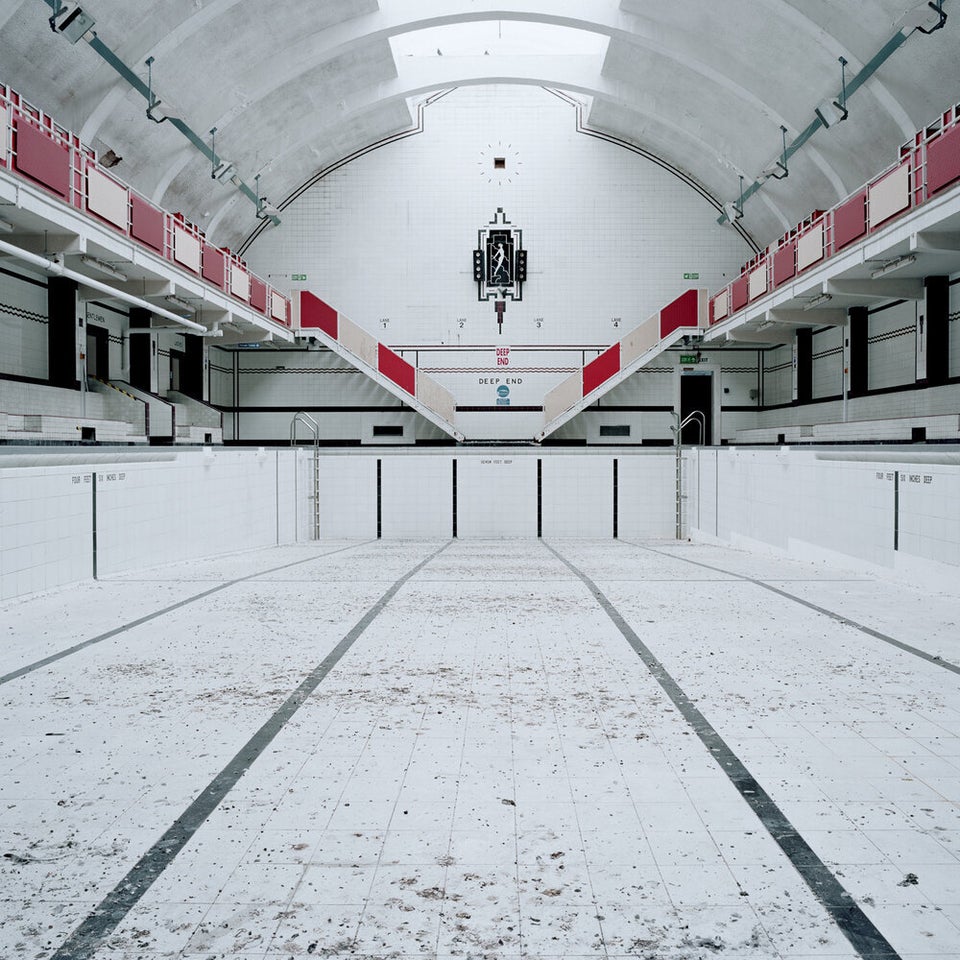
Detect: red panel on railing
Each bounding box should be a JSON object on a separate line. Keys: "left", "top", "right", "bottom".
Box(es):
{"left": 833, "top": 191, "right": 867, "bottom": 251}
{"left": 378, "top": 343, "right": 416, "bottom": 395}
{"left": 250, "top": 277, "right": 267, "bottom": 313}
{"left": 772, "top": 241, "right": 796, "bottom": 286}
{"left": 659, "top": 289, "right": 699, "bottom": 338}
{"left": 582, "top": 343, "right": 620, "bottom": 397}
{"left": 202, "top": 244, "right": 225, "bottom": 287}
{"left": 927, "top": 123, "right": 960, "bottom": 195}
{"left": 300, "top": 291, "right": 338, "bottom": 339}
{"left": 730, "top": 276, "right": 749, "bottom": 313}
{"left": 130, "top": 195, "right": 165, "bottom": 252}
{"left": 13, "top": 118, "right": 70, "bottom": 198}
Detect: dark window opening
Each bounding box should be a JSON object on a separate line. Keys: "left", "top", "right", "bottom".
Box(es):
{"left": 912, "top": 426, "right": 927, "bottom": 442}
{"left": 494, "top": 157, "right": 506, "bottom": 169}
{"left": 373, "top": 425, "right": 404, "bottom": 437}
{"left": 599, "top": 424, "right": 630, "bottom": 437}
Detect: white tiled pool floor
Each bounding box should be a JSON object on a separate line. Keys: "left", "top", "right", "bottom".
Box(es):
{"left": 1, "top": 538, "right": 959, "bottom": 959}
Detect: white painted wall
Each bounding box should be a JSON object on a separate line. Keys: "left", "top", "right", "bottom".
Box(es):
{"left": 317, "top": 454, "right": 378, "bottom": 540}
{"left": 688, "top": 446, "right": 960, "bottom": 576}
{"left": 4, "top": 445, "right": 959, "bottom": 603}
{"left": 0, "top": 264, "right": 49, "bottom": 380}
{"left": 0, "top": 449, "right": 304, "bottom": 600}
{"left": 618, "top": 454, "right": 677, "bottom": 538}
{"left": 246, "top": 85, "right": 749, "bottom": 348}
{"left": 456, "top": 455, "right": 539, "bottom": 538}
{"left": 0, "top": 462, "right": 90, "bottom": 599}
{"left": 541, "top": 456, "right": 614, "bottom": 538}
{"left": 381, "top": 456, "right": 452, "bottom": 538}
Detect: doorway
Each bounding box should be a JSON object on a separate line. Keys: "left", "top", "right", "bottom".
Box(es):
{"left": 85, "top": 324, "right": 110, "bottom": 380}
{"left": 170, "top": 351, "right": 183, "bottom": 392}
{"left": 680, "top": 372, "right": 712, "bottom": 444}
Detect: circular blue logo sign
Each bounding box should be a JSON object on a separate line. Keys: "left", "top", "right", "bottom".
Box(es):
{"left": 497, "top": 385, "right": 510, "bottom": 398}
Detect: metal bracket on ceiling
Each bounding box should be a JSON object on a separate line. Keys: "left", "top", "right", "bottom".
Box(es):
{"left": 40, "top": 0, "right": 279, "bottom": 230}
{"left": 717, "top": 15, "right": 945, "bottom": 226}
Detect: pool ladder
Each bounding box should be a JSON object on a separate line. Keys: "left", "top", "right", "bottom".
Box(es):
{"left": 671, "top": 410, "right": 705, "bottom": 539}
{"left": 290, "top": 412, "right": 320, "bottom": 540}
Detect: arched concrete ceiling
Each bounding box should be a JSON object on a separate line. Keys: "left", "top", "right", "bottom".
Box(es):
{"left": 0, "top": 0, "right": 957, "bottom": 251}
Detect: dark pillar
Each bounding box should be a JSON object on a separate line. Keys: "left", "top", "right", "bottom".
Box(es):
{"left": 47, "top": 277, "right": 80, "bottom": 389}
{"left": 848, "top": 306, "right": 869, "bottom": 396}
{"left": 179, "top": 334, "right": 206, "bottom": 400}
{"left": 924, "top": 276, "right": 949, "bottom": 386}
{"left": 129, "top": 307, "right": 153, "bottom": 392}
{"left": 795, "top": 328, "right": 813, "bottom": 403}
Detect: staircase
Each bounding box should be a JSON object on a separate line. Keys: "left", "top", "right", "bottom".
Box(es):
{"left": 537, "top": 290, "right": 708, "bottom": 442}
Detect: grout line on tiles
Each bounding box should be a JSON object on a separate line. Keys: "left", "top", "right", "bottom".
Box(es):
{"left": 45, "top": 541, "right": 451, "bottom": 960}
{"left": 621, "top": 540, "right": 960, "bottom": 676}
{"left": 544, "top": 540, "right": 905, "bottom": 960}
{"left": 0, "top": 540, "right": 377, "bottom": 686}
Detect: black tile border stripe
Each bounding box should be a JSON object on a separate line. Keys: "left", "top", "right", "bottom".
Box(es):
{"left": 49, "top": 540, "right": 450, "bottom": 960}
{"left": 624, "top": 540, "right": 960, "bottom": 677}
{"left": 0, "top": 540, "right": 375, "bottom": 687}
{"left": 543, "top": 541, "right": 903, "bottom": 960}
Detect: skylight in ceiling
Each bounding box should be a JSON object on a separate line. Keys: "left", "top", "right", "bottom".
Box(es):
{"left": 391, "top": 20, "right": 608, "bottom": 58}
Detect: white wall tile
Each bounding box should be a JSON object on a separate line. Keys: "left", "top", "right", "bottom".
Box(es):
{"left": 456, "top": 456, "right": 538, "bottom": 538}
{"left": 381, "top": 457, "right": 452, "bottom": 539}
{"left": 617, "top": 454, "right": 676, "bottom": 538}
{"left": 541, "top": 456, "right": 613, "bottom": 538}
{"left": 317, "top": 455, "right": 377, "bottom": 539}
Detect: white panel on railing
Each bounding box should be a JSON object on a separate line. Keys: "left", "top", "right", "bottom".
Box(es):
{"left": 416, "top": 370, "right": 456, "bottom": 424}
{"left": 173, "top": 226, "right": 201, "bottom": 273}
{"left": 868, "top": 163, "right": 910, "bottom": 229}
{"left": 748, "top": 265, "right": 767, "bottom": 301}
{"left": 339, "top": 315, "right": 379, "bottom": 367}
{"left": 270, "top": 291, "right": 286, "bottom": 322}
{"left": 620, "top": 315, "right": 659, "bottom": 367}
{"left": 86, "top": 167, "right": 127, "bottom": 229}
{"left": 713, "top": 290, "right": 729, "bottom": 322}
{"left": 797, "top": 223, "right": 824, "bottom": 271}
{"left": 230, "top": 263, "right": 250, "bottom": 301}
{"left": 543, "top": 372, "right": 581, "bottom": 424}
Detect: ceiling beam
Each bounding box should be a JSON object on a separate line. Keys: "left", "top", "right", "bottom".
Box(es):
{"left": 827, "top": 278, "right": 924, "bottom": 300}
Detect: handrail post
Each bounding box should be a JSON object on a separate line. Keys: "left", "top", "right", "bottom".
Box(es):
{"left": 672, "top": 410, "right": 707, "bottom": 539}
{"left": 290, "top": 412, "right": 321, "bottom": 540}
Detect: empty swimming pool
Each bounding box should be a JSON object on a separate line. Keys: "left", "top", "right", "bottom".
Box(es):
{"left": 2, "top": 538, "right": 959, "bottom": 959}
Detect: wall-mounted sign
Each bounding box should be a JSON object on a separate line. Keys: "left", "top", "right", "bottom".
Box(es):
{"left": 679, "top": 354, "right": 703, "bottom": 364}
{"left": 472, "top": 208, "right": 528, "bottom": 335}
{"left": 683, "top": 272, "right": 700, "bottom": 280}
{"left": 291, "top": 273, "right": 307, "bottom": 281}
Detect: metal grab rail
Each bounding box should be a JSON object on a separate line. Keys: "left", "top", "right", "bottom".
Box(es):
{"left": 290, "top": 412, "right": 320, "bottom": 540}
{"left": 671, "top": 410, "right": 706, "bottom": 539}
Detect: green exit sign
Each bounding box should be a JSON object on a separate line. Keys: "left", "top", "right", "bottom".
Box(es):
{"left": 683, "top": 272, "right": 700, "bottom": 280}
{"left": 291, "top": 273, "right": 307, "bottom": 281}
{"left": 679, "top": 354, "right": 701, "bottom": 364}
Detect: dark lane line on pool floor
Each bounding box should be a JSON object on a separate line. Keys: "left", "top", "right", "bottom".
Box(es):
{"left": 544, "top": 540, "right": 904, "bottom": 960}
{"left": 48, "top": 540, "right": 451, "bottom": 960}
{"left": 621, "top": 539, "right": 960, "bottom": 676}
{"left": 0, "top": 540, "right": 376, "bottom": 686}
